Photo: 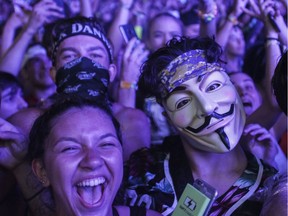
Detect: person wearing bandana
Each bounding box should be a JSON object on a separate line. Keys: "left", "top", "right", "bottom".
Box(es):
{"left": 47, "top": 16, "right": 151, "bottom": 162}
{"left": 123, "top": 37, "right": 286, "bottom": 216}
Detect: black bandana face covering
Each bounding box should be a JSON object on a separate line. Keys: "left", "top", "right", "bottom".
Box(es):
{"left": 56, "top": 57, "right": 110, "bottom": 102}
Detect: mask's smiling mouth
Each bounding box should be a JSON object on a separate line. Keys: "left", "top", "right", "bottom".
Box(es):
{"left": 185, "top": 104, "right": 235, "bottom": 135}
{"left": 76, "top": 177, "right": 106, "bottom": 206}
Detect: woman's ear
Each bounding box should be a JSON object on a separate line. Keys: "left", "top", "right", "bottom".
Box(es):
{"left": 32, "top": 159, "right": 50, "bottom": 187}
{"left": 50, "top": 67, "right": 57, "bottom": 82}
{"left": 108, "top": 63, "right": 117, "bottom": 83}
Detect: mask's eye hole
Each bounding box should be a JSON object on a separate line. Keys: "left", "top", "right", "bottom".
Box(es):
{"left": 206, "top": 83, "right": 222, "bottom": 92}
{"left": 176, "top": 98, "right": 191, "bottom": 109}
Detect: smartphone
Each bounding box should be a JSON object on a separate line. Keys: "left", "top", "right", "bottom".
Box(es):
{"left": 172, "top": 179, "right": 218, "bottom": 216}
{"left": 119, "top": 24, "right": 139, "bottom": 44}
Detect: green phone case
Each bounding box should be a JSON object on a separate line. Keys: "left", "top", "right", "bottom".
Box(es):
{"left": 172, "top": 183, "right": 212, "bottom": 216}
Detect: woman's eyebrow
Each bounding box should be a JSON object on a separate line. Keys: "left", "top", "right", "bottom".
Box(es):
{"left": 53, "top": 137, "right": 78, "bottom": 146}
{"left": 99, "top": 133, "right": 118, "bottom": 140}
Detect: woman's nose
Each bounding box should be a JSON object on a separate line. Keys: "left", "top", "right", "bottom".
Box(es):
{"left": 80, "top": 149, "right": 104, "bottom": 170}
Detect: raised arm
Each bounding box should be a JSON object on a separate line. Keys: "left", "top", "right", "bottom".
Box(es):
{"left": 216, "top": 0, "right": 249, "bottom": 48}
{"left": 0, "top": 0, "right": 63, "bottom": 77}
{"left": 107, "top": 0, "right": 134, "bottom": 58}
{"left": 79, "top": 0, "right": 93, "bottom": 17}
{"left": 0, "top": 109, "right": 54, "bottom": 215}
{"left": 0, "top": 12, "right": 27, "bottom": 57}
{"left": 117, "top": 37, "right": 149, "bottom": 108}
{"left": 244, "top": 0, "right": 284, "bottom": 130}
{"left": 198, "top": 0, "right": 217, "bottom": 38}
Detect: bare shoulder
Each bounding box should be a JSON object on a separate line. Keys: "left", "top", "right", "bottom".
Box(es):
{"left": 111, "top": 102, "right": 151, "bottom": 161}
{"left": 7, "top": 107, "right": 44, "bottom": 135}
{"left": 112, "top": 102, "right": 149, "bottom": 123}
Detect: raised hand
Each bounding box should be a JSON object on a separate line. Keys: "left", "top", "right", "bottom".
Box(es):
{"left": 242, "top": 123, "right": 287, "bottom": 172}
{"left": 0, "top": 118, "right": 27, "bottom": 171}
{"left": 121, "top": 37, "right": 149, "bottom": 84}
{"left": 25, "top": 0, "right": 64, "bottom": 34}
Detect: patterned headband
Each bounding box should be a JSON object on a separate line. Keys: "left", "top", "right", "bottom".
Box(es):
{"left": 52, "top": 22, "right": 114, "bottom": 64}
{"left": 159, "top": 49, "right": 225, "bottom": 98}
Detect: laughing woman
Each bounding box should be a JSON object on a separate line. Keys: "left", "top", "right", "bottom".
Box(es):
{"left": 27, "top": 96, "right": 160, "bottom": 216}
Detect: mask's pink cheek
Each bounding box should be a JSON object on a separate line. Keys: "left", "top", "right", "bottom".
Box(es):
{"left": 172, "top": 110, "right": 193, "bottom": 128}
{"left": 214, "top": 87, "right": 237, "bottom": 103}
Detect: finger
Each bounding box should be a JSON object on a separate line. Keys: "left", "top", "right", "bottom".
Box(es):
{"left": 0, "top": 131, "right": 24, "bottom": 143}
{"left": 242, "top": 7, "right": 258, "bottom": 17}
{"left": 137, "top": 50, "right": 149, "bottom": 64}
{"left": 129, "top": 43, "right": 146, "bottom": 60}
{"left": 0, "top": 119, "right": 19, "bottom": 133}
{"left": 248, "top": 0, "right": 261, "bottom": 14}
{"left": 256, "top": 133, "right": 272, "bottom": 141}
{"left": 14, "top": 1, "right": 33, "bottom": 11}
{"left": 46, "top": 10, "right": 65, "bottom": 19}
{"left": 249, "top": 127, "right": 268, "bottom": 136}
{"left": 256, "top": 132, "right": 277, "bottom": 142}
{"left": 123, "top": 38, "right": 139, "bottom": 60}
{"left": 261, "top": 0, "right": 275, "bottom": 13}
{"left": 35, "top": 2, "right": 63, "bottom": 13}
{"left": 243, "top": 123, "right": 261, "bottom": 134}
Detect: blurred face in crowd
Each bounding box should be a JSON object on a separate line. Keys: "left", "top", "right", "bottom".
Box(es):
{"left": 147, "top": 14, "right": 182, "bottom": 52}
{"left": 183, "top": 24, "right": 200, "bottom": 38}
{"left": 163, "top": 70, "right": 245, "bottom": 153}
{"left": 54, "top": 35, "right": 116, "bottom": 82}
{"left": 0, "top": 86, "right": 27, "bottom": 119}
{"left": 23, "top": 54, "right": 54, "bottom": 88}
{"left": 229, "top": 72, "right": 262, "bottom": 116}
{"left": 226, "top": 26, "right": 245, "bottom": 57}
{"left": 33, "top": 106, "right": 123, "bottom": 216}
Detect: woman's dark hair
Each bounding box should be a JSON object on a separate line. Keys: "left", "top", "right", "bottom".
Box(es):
{"left": 138, "top": 36, "right": 224, "bottom": 102}
{"left": 272, "top": 51, "right": 287, "bottom": 115}
{"left": 27, "top": 95, "right": 121, "bottom": 162}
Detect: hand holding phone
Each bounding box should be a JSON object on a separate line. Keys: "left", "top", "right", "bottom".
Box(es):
{"left": 119, "top": 24, "right": 139, "bottom": 44}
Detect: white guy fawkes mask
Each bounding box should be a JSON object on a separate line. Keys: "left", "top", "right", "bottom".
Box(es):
{"left": 159, "top": 50, "right": 246, "bottom": 152}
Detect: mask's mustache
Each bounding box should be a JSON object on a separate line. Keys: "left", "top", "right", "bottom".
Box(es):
{"left": 185, "top": 104, "right": 234, "bottom": 134}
